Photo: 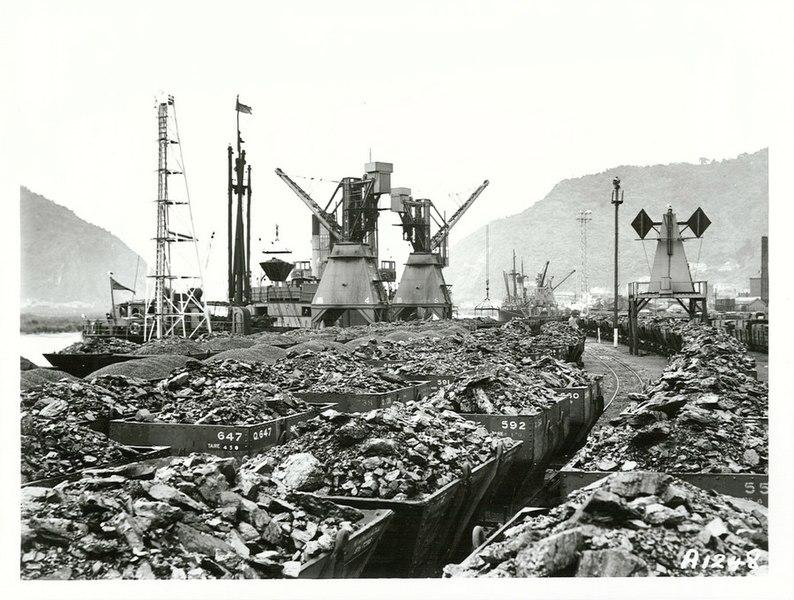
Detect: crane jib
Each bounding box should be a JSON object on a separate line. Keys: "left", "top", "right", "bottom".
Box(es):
{"left": 429, "top": 179, "right": 489, "bottom": 250}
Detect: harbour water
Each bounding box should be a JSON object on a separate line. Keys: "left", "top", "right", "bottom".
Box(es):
{"left": 19, "top": 332, "right": 82, "bottom": 367}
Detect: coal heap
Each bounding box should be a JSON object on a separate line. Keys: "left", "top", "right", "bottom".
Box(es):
{"left": 21, "top": 379, "right": 142, "bottom": 423}
{"left": 20, "top": 379, "right": 141, "bottom": 482}
{"left": 21, "top": 454, "right": 365, "bottom": 579}
{"left": 94, "top": 363, "right": 314, "bottom": 426}
{"left": 131, "top": 337, "right": 205, "bottom": 356}
{"left": 21, "top": 417, "right": 127, "bottom": 483}
{"left": 571, "top": 323, "right": 768, "bottom": 474}
{"left": 244, "top": 401, "right": 517, "bottom": 500}
{"left": 58, "top": 337, "right": 140, "bottom": 355}
{"left": 427, "top": 366, "right": 561, "bottom": 415}
{"left": 445, "top": 471, "right": 768, "bottom": 577}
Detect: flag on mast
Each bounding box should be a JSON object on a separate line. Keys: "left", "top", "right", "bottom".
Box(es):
{"left": 235, "top": 99, "right": 252, "bottom": 114}
{"left": 110, "top": 275, "right": 135, "bottom": 293}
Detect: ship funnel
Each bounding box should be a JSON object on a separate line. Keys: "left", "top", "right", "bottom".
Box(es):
{"left": 260, "top": 257, "right": 295, "bottom": 282}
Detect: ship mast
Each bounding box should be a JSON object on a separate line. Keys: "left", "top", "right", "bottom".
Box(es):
{"left": 228, "top": 96, "right": 253, "bottom": 305}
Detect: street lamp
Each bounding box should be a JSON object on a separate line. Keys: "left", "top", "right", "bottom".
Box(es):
{"left": 611, "top": 177, "right": 623, "bottom": 347}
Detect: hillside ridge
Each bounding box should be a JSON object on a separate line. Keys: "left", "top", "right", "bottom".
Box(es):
{"left": 447, "top": 149, "right": 768, "bottom": 306}
{"left": 20, "top": 186, "right": 148, "bottom": 314}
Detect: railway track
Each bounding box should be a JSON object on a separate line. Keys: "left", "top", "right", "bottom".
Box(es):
{"left": 504, "top": 344, "right": 651, "bottom": 510}
{"left": 585, "top": 346, "right": 645, "bottom": 409}
{"left": 506, "top": 344, "right": 662, "bottom": 511}
{"left": 581, "top": 342, "right": 666, "bottom": 426}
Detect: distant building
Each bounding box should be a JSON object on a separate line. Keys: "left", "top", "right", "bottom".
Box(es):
{"left": 715, "top": 298, "right": 736, "bottom": 312}
{"left": 750, "top": 276, "right": 762, "bottom": 297}
{"left": 735, "top": 297, "right": 767, "bottom": 313}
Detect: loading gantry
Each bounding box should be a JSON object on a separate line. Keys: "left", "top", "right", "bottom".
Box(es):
{"left": 275, "top": 163, "right": 393, "bottom": 327}
{"left": 627, "top": 204, "right": 711, "bottom": 354}
{"left": 390, "top": 180, "right": 489, "bottom": 320}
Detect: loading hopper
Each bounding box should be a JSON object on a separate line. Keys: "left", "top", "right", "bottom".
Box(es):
{"left": 260, "top": 257, "right": 295, "bottom": 282}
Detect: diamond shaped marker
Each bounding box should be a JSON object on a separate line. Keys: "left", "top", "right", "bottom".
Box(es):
{"left": 631, "top": 209, "right": 654, "bottom": 239}
{"left": 687, "top": 207, "right": 711, "bottom": 238}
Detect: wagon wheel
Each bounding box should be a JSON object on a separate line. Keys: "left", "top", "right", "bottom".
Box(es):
{"left": 471, "top": 525, "right": 487, "bottom": 551}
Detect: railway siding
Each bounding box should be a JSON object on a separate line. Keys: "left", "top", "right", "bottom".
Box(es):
{"left": 582, "top": 340, "right": 668, "bottom": 429}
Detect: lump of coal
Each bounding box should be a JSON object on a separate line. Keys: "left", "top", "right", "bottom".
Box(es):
{"left": 21, "top": 453, "right": 365, "bottom": 580}
{"left": 570, "top": 323, "right": 768, "bottom": 474}
{"left": 250, "top": 400, "right": 517, "bottom": 501}
{"left": 445, "top": 471, "right": 768, "bottom": 577}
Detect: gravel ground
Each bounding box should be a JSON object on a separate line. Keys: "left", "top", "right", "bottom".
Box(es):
{"left": 87, "top": 355, "right": 200, "bottom": 380}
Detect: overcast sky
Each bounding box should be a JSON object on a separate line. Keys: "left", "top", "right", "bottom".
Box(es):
{"left": 5, "top": 0, "right": 791, "bottom": 299}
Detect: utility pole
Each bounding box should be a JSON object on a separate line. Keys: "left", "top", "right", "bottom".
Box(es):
{"left": 576, "top": 209, "right": 592, "bottom": 312}
{"left": 611, "top": 177, "right": 623, "bottom": 347}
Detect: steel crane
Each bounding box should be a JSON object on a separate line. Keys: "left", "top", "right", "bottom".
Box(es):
{"left": 552, "top": 269, "right": 577, "bottom": 291}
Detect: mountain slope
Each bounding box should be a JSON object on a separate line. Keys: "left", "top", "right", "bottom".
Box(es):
{"left": 20, "top": 187, "right": 147, "bottom": 314}
{"left": 447, "top": 149, "right": 768, "bottom": 306}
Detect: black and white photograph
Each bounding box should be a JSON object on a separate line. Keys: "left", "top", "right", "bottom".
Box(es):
{"left": 2, "top": 1, "right": 793, "bottom": 598}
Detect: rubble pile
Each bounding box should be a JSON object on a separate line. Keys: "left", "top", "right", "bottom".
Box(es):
{"left": 246, "top": 401, "right": 516, "bottom": 500}
{"left": 675, "top": 323, "right": 759, "bottom": 383}
{"left": 494, "top": 320, "right": 585, "bottom": 361}
{"left": 343, "top": 337, "right": 398, "bottom": 359}
{"left": 392, "top": 351, "right": 492, "bottom": 376}
{"left": 440, "top": 327, "right": 549, "bottom": 367}
{"left": 279, "top": 321, "right": 469, "bottom": 347}
{"left": 348, "top": 333, "right": 495, "bottom": 371}
{"left": 524, "top": 356, "right": 593, "bottom": 388}
{"left": 21, "top": 417, "right": 127, "bottom": 483}
{"left": 87, "top": 375, "right": 170, "bottom": 412}
{"left": 501, "top": 318, "right": 539, "bottom": 336}
{"left": 571, "top": 323, "right": 768, "bottom": 474}
{"left": 20, "top": 379, "right": 148, "bottom": 481}
{"left": 278, "top": 330, "right": 337, "bottom": 345}
{"left": 156, "top": 386, "right": 309, "bottom": 427}
{"left": 21, "top": 368, "right": 77, "bottom": 390}
{"left": 276, "top": 352, "right": 411, "bottom": 394}
{"left": 100, "top": 361, "right": 312, "bottom": 425}
{"left": 445, "top": 471, "right": 767, "bottom": 577}
{"left": 538, "top": 321, "right": 586, "bottom": 345}
{"left": 515, "top": 323, "right": 584, "bottom": 362}
{"left": 455, "top": 316, "right": 498, "bottom": 329}
{"left": 21, "top": 454, "right": 366, "bottom": 579}
{"left": 428, "top": 367, "right": 561, "bottom": 415}
{"left": 21, "top": 379, "right": 141, "bottom": 423}
{"left": 144, "top": 392, "right": 310, "bottom": 426}
{"left": 378, "top": 329, "right": 436, "bottom": 343}
{"left": 58, "top": 337, "right": 140, "bottom": 355}
{"left": 21, "top": 356, "right": 37, "bottom": 370}
{"left": 160, "top": 359, "right": 284, "bottom": 392}
{"left": 205, "top": 345, "right": 287, "bottom": 365}
{"left": 344, "top": 337, "right": 439, "bottom": 363}
{"left": 131, "top": 338, "right": 206, "bottom": 356}
{"left": 88, "top": 355, "right": 200, "bottom": 381}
